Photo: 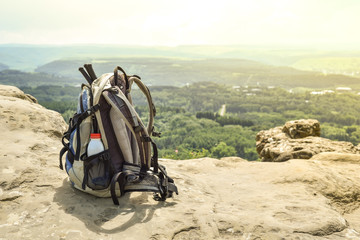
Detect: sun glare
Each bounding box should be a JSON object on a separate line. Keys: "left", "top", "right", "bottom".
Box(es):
{"left": 0, "top": 0, "right": 359, "bottom": 47}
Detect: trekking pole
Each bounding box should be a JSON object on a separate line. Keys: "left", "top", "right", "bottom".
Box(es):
{"left": 79, "top": 67, "right": 93, "bottom": 85}
{"left": 84, "top": 64, "right": 97, "bottom": 81}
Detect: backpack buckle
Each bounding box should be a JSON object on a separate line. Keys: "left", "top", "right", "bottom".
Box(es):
{"left": 133, "top": 126, "right": 142, "bottom": 133}
{"left": 152, "top": 131, "right": 161, "bottom": 138}
{"left": 141, "top": 136, "right": 151, "bottom": 142}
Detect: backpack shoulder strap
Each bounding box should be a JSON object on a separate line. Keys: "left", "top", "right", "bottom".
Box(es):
{"left": 128, "top": 76, "right": 156, "bottom": 136}
{"left": 114, "top": 66, "right": 129, "bottom": 90}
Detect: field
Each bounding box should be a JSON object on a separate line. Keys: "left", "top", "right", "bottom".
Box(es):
{"left": 292, "top": 57, "right": 360, "bottom": 77}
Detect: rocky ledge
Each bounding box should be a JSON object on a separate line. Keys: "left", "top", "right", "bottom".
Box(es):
{"left": 1, "top": 86, "right": 360, "bottom": 239}
{"left": 256, "top": 119, "right": 360, "bottom": 162}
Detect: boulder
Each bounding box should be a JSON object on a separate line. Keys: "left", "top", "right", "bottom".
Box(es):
{"left": 256, "top": 120, "right": 360, "bottom": 162}
{"left": 282, "top": 119, "right": 321, "bottom": 138}
{"left": 0, "top": 84, "right": 38, "bottom": 103}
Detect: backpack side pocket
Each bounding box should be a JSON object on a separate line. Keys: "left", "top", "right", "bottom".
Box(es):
{"left": 82, "top": 150, "right": 111, "bottom": 190}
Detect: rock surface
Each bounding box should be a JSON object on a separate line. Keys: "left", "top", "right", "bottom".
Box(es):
{"left": 2, "top": 86, "right": 360, "bottom": 239}
{"left": 256, "top": 119, "right": 360, "bottom": 162}
{"left": 282, "top": 119, "right": 321, "bottom": 139}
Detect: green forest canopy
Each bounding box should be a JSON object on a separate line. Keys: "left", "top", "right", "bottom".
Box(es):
{"left": 21, "top": 82, "right": 360, "bottom": 161}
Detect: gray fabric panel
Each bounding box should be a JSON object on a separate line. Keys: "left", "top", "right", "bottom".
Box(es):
{"left": 71, "top": 117, "right": 92, "bottom": 159}
{"left": 109, "top": 108, "right": 135, "bottom": 164}
{"left": 91, "top": 73, "right": 112, "bottom": 105}
{"left": 103, "top": 90, "right": 142, "bottom": 166}
{"left": 79, "top": 117, "right": 91, "bottom": 158}
{"left": 130, "top": 129, "right": 140, "bottom": 165}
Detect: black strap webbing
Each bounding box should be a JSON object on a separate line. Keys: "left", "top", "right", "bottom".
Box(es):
{"left": 74, "top": 104, "right": 100, "bottom": 160}
{"left": 75, "top": 126, "right": 81, "bottom": 161}
{"left": 110, "top": 172, "right": 126, "bottom": 205}
{"left": 59, "top": 132, "right": 71, "bottom": 170}
{"left": 150, "top": 139, "right": 158, "bottom": 173}
{"left": 59, "top": 146, "right": 68, "bottom": 170}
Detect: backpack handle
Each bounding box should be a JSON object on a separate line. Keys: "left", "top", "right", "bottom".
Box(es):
{"left": 114, "top": 66, "right": 129, "bottom": 90}
{"left": 128, "top": 76, "right": 155, "bottom": 136}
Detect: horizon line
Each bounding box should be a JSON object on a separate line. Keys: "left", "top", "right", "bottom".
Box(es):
{"left": 0, "top": 42, "right": 360, "bottom": 51}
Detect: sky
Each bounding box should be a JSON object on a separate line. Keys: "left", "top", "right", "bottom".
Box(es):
{"left": 1, "top": 0, "right": 360, "bottom": 48}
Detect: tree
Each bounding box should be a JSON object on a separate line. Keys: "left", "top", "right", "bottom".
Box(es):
{"left": 211, "top": 142, "right": 237, "bottom": 159}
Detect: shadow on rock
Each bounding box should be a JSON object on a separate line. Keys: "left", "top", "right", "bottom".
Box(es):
{"left": 53, "top": 178, "right": 177, "bottom": 234}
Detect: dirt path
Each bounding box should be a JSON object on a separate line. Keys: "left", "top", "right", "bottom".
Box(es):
{"left": 219, "top": 104, "right": 226, "bottom": 116}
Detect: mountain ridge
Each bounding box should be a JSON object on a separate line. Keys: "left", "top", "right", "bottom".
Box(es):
{"left": 2, "top": 44, "right": 360, "bottom": 71}
{"left": 27, "top": 58, "right": 360, "bottom": 88}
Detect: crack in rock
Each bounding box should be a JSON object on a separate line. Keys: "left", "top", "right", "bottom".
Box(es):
{"left": 172, "top": 226, "right": 200, "bottom": 240}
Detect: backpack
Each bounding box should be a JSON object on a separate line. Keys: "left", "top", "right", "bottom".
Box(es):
{"left": 59, "top": 64, "right": 178, "bottom": 205}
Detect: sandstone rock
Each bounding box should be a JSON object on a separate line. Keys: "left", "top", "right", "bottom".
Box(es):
{"left": 310, "top": 152, "right": 360, "bottom": 164}
{"left": 282, "top": 119, "right": 321, "bottom": 138}
{"left": 0, "top": 84, "right": 65, "bottom": 138}
{"left": 25, "top": 93, "right": 38, "bottom": 104}
{"left": 0, "top": 84, "right": 67, "bottom": 194}
{"left": 256, "top": 120, "right": 360, "bottom": 162}
{"left": 220, "top": 156, "right": 247, "bottom": 162}
{"left": 0, "top": 84, "right": 38, "bottom": 103}
{"left": 2, "top": 86, "right": 360, "bottom": 239}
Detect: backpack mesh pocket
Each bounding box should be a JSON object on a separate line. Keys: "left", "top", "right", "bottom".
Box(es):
{"left": 82, "top": 150, "right": 111, "bottom": 190}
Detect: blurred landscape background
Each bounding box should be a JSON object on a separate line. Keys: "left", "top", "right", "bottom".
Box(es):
{"left": 1, "top": 44, "right": 360, "bottom": 160}
{"left": 1, "top": 0, "right": 360, "bottom": 160}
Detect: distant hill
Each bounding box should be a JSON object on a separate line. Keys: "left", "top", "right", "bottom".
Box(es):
{"left": 0, "top": 62, "right": 9, "bottom": 71}
{"left": 2, "top": 44, "right": 360, "bottom": 71}
{"left": 0, "top": 69, "right": 78, "bottom": 87}
{"left": 35, "top": 58, "right": 271, "bottom": 86}
{"left": 292, "top": 57, "right": 360, "bottom": 77}
{"left": 0, "top": 44, "right": 218, "bottom": 71}
{"left": 35, "top": 58, "right": 360, "bottom": 89}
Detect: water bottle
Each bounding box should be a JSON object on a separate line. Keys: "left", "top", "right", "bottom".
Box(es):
{"left": 87, "top": 133, "right": 104, "bottom": 157}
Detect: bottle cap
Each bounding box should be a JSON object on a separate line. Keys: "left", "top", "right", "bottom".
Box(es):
{"left": 90, "top": 133, "right": 101, "bottom": 139}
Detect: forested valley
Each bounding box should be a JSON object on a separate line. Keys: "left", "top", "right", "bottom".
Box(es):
{"left": 21, "top": 82, "right": 360, "bottom": 161}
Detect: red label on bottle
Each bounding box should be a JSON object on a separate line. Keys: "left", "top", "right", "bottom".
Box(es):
{"left": 90, "top": 133, "right": 101, "bottom": 139}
